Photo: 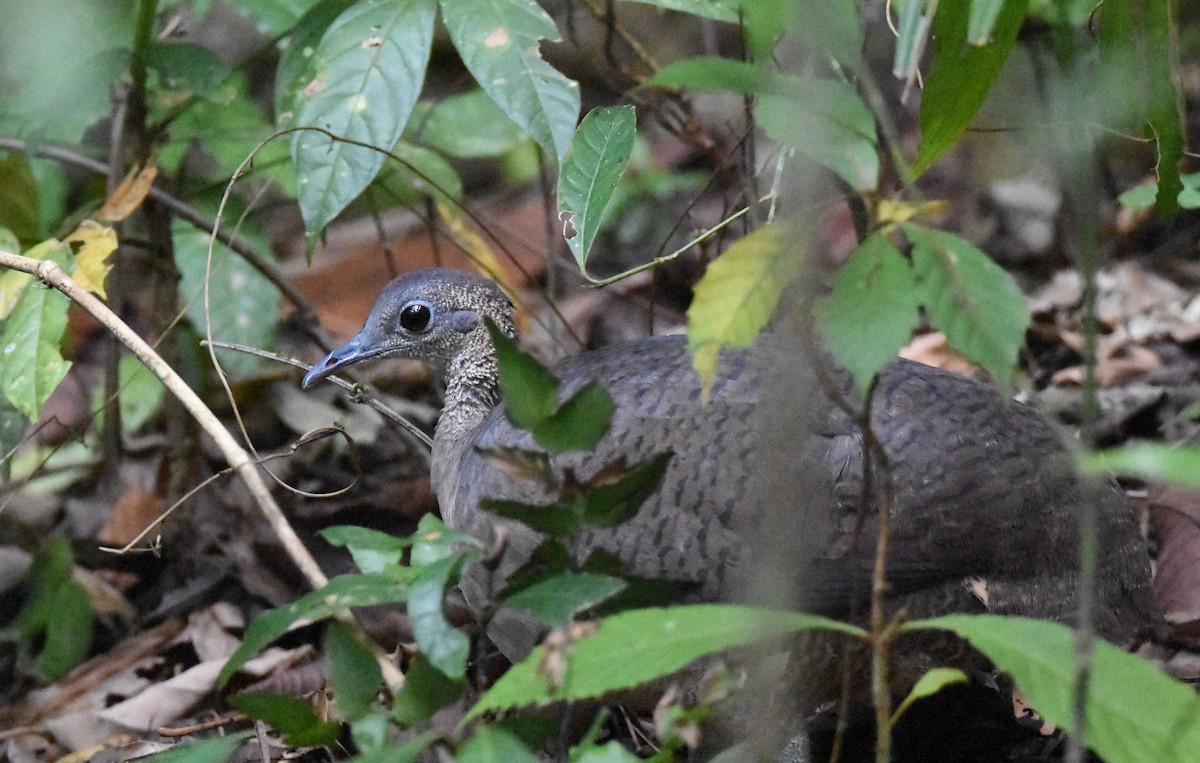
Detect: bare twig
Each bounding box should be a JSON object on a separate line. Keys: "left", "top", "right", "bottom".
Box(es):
{"left": 0, "top": 249, "right": 404, "bottom": 689}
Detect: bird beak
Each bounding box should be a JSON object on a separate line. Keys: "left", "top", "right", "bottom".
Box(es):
{"left": 302, "top": 332, "right": 383, "bottom": 389}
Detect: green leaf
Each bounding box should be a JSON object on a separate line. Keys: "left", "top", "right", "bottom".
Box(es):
{"left": 275, "top": 0, "right": 357, "bottom": 130}
{"left": 815, "top": 233, "right": 920, "bottom": 396}
{"left": 913, "top": 0, "right": 1028, "bottom": 176}
{"left": 570, "top": 741, "right": 642, "bottom": 763}
{"left": 327, "top": 622, "right": 382, "bottom": 721}
{"left": 322, "top": 525, "right": 409, "bottom": 573}
{"left": 503, "top": 572, "right": 627, "bottom": 629}
{"left": 1081, "top": 444, "right": 1200, "bottom": 490}
{"left": 410, "top": 512, "right": 482, "bottom": 566}
{"left": 486, "top": 320, "right": 558, "bottom": 430}
{"left": 138, "top": 731, "right": 253, "bottom": 763}
{"left": 622, "top": 0, "right": 740, "bottom": 24}
{"left": 483, "top": 497, "right": 585, "bottom": 537}
{"left": 219, "top": 572, "right": 415, "bottom": 686}
{"left": 349, "top": 731, "right": 440, "bottom": 763}
{"left": 392, "top": 653, "right": 466, "bottom": 725}
{"left": 232, "top": 691, "right": 342, "bottom": 745}
{"left": 0, "top": 265, "right": 72, "bottom": 420}
{"left": 439, "top": 0, "right": 581, "bottom": 163}
{"left": 409, "top": 89, "right": 528, "bottom": 159}
{"left": 905, "top": 224, "right": 1028, "bottom": 388}
{"left": 289, "top": 0, "right": 436, "bottom": 242}
{"left": 532, "top": 382, "right": 614, "bottom": 453}
{"left": 172, "top": 217, "right": 281, "bottom": 378}
{"left": 576, "top": 452, "right": 673, "bottom": 528}
{"left": 226, "top": 0, "right": 325, "bottom": 36}
{"left": 0, "top": 152, "right": 40, "bottom": 244}
{"left": 755, "top": 78, "right": 878, "bottom": 190}
{"left": 90, "top": 354, "right": 166, "bottom": 434}
{"left": 646, "top": 57, "right": 775, "bottom": 95}
{"left": 907, "top": 615, "right": 1200, "bottom": 763}
{"left": 687, "top": 224, "right": 802, "bottom": 393}
{"left": 457, "top": 725, "right": 539, "bottom": 763}
{"left": 467, "top": 605, "right": 862, "bottom": 718}
{"left": 365, "top": 142, "right": 463, "bottom": 210}
{"left": 558, "top": 105, "right": 637, "bottom": 274}
{"left": 14, "top": 538, "right": 93, "bottom": 683}
{"left": 147, "top": 42, "right": 230, "bottom": 102}
{"left": 792, "top": 0, "right": 863, "bottom": 68}
{"left": 891, "top": 667, "right": 967, "bottom": 723}
{"left": 409, "top": 554, "right": 470, "bottom": 679}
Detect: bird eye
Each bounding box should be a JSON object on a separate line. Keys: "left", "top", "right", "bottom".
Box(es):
{"left": 399, "top": 302, "right": 432, "bottom": 333}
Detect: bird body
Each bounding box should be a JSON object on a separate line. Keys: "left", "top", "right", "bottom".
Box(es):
{"left": 303, "top": 268, "right": 1162, "bottom": 663}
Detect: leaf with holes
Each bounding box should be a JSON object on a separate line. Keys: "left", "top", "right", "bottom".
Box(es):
{"left": 440, "top": 0, "right": 580, "bottom": 163}
{"left": 557, "top": 105, "right": 636, "bottom": 274}
{"left": 289, "top": 0, "right": 436, "bottom": 245}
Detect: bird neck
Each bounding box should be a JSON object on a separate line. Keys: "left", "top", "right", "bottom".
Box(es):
{"left": 433, "top": 323, "right": 503, "bottom": 470}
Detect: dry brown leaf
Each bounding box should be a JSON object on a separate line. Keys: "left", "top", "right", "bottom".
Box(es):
{"left": 899, "top": 332, "right": 980, "bottom": 379}
{"left": 97, "top": 162, "right": 158, "bottom": 223}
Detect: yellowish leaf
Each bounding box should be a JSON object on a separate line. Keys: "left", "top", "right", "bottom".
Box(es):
{"left": 98, "top": 162, "right": 158, "bottom": 223}
{"left": 877, "top": 198, "right": 949, "bottom": 225}
{"left": 67, "top": 221, "right": 118, "bottom": 298}
{"left": 687, "top": 224, "right": 804, "bottom": 397}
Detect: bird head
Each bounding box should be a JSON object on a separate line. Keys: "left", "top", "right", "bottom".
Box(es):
{"left": 302, "top": 268, "right": 514, "bottom": 388}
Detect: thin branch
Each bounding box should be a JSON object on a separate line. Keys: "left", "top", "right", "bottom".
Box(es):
{"left": 0, "top": 249, "right": 404, "bottom": 690}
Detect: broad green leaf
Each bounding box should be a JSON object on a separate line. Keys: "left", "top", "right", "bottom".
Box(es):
{"left": 290, "top": 0, "right": 436, "bottom": 243}
{"left": 646, "top": 57, "right": 775, "bottom": 95}
{"left": 558, "top": 105, "right": 637, "bottom": 273}
{"left": 89, "top": 354, "right": 167, "bottom": 434}
{"left": 158, "top": 78, "right": 292, "bottom": 188}
{"left": 409, "top": 554, "right": 470, "bottom": 678}
{"left": 741, "top": 0, "right": 794, "bottom": 60}
{"left": 815, "top": 233, "right": 920, "bottom": 396}
{"left": 226, "top": 0, "right": 325, "bottom": 36}
{"left": 0, "top": 236, "right": 59, "bottom": 320}
{"left": 349, "top": 731, "right": 439, "bottom": 763}
{"left": 0, "top": 152, "right": 40, "bottom": 244}
{"left": 409, "top": 89, "right": 528, "bottom": 159}
{"left": 532, "top": 382, "right": 614, "bottom": 453}
{"left": 392, "top": 653, "right": 466, "bottom": 725}
{"left": 146, "top": 41, "right": 231, "bottom": 102}
{"left": 15, "top": 537, "right": 94, "bottom": 683}
{"left": 756, "top": 78, "right": 878, "bottom": 190}
{"left": 1, "top": 262, "right": 72, "bottom": 420}
{"left": 623, "top": 0, "right": 740, "bottom": 23}
{"left": 275, "top": 0, "right": 357, "bottom": 130}
{"left": 327, "top": 622, "right": 382, "bottom": 720}
{"left": 687, "top": 224, "right": 802, "bottom": 393}
{"left": 350, "top": 711, "right": 391, "bottom": 752}
{"left": 440, "top": 0, "right": 581, "bottom": 163}
{"left": 458, "top": 725, "right": 539, "bottom": 763}
{"left": 0, "top": 390, "right": 27, "bottom": 471}
{"left": 483, "top": 497, "right": 586, "bottom": 537}
{"left": 571, "top": 741, "right": 642, "bottom": 763}
{"left": 905, "top": 224, "right": 1028, "bottom": 388}
{"left": 139, "top": 732, "right": 253, "bottom": 763}
{"left": 891, "top": 667, "right": 967, "bottom": 723}
{"left": 410, "top": 513, "right": 482, "bottom": 566}
{"left": 792, "top": 0, "right": 863, "bottom": 68}
{"left": 1082, "top": 444, "right": 1200, "bottom": 490}
{"left": 967, "top": 0, "right": 1006, "bottom": 44}
{"left": 486, "top": 320, "right": 558, "bottom": 430}
{"left": 576, "top": 451, "right": 673, "bottom": 527}
{"left": 172, "top": 216, "right": 281, "bottom": 378}
{"left": 363, "top": 142, "right": 463, "bottom": 211}
{"left": 467, "top": 605, "right": 861, "bottom": 718}
{"left": 913, "top": 0, "right": 1028, "bottom": 176}
{"left": 219, "top": 572, "right": 415, "bottom": 686}
{"left": 503, "top": 572, "right": 627, "bottom": 629}
{"left": 322, "top": 524, "right": 409, "bottom": 573}
{"left": 908, "top": 615, "right": 1200, "bottom": 763}
{"left": 232, "top": 691, "right": 342, "bottom": 745}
